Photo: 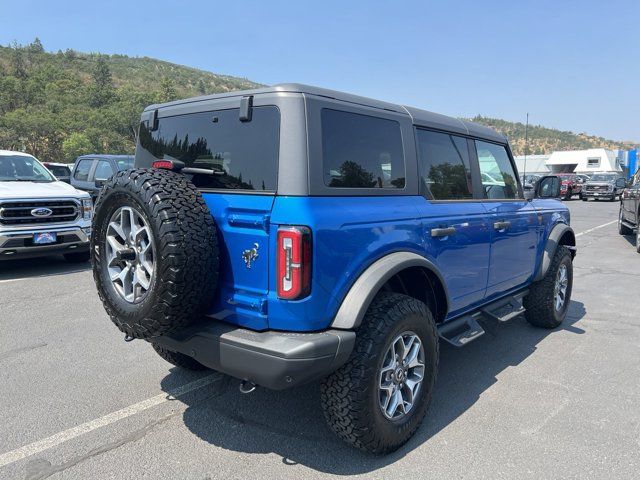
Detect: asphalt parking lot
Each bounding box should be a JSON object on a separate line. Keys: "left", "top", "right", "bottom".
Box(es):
{"left": 0, "top": 199, "right": 638, "bottom": 480}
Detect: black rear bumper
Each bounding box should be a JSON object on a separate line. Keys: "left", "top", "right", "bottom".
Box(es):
{"left": 153, "top": 321, "right": 356, "bottom": 390}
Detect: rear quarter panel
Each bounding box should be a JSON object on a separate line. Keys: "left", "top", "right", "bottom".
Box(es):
{"left": 267, "top": 196, "right": 425, "bottom": 331}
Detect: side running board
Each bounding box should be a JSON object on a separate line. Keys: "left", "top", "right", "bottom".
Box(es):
{"left": 438, "top": 315, "right": 485, "bottom": 347}
{"left": 437, "top": 290, "right": 529, "bottom": 347}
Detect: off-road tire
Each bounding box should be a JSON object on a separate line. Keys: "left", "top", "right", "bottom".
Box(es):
{"left": 320, "top": 293, "right": 439, "bottom": 455}
{"left": 63, "top": 251, "right": 90, "bottom": 263}
{"left": 618, "top": 207, "right": 633, "bottom": 235}
{"left": 524, "top": 246, "right": 572, "bottom": 328}
{"left": 92, "top": 168, "right": 219, "bottom": 339}
{"left": 152, "top": 343, "right": 209, "bottom": 370}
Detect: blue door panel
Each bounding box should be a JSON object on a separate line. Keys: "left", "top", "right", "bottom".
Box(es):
{"left": 416, "top": 200, "right": 491, "bottom": 315}
{"left": 484, "top": 201, "right": 539, "bottom": 297}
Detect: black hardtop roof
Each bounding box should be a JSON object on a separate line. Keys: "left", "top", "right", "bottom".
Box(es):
{"left": 144, "top": 83, "right": 507, "bottom": 143}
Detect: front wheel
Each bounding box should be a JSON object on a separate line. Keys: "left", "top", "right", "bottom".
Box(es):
{"left": 321, "top": 293, "right": 439, "bottom": 454}
{"left": 524, "top": 246, "right": 573, "bottom": 328}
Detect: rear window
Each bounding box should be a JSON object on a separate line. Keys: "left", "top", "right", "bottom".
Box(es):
{"left": 321, "top": 109, "right": 405, "bottom": 189}
{"left": 138, "top": 106, "right": 279, "bottom": 191}
{"left": 47, "top": 165, "right": 71, "bottom": 177}
{"left": 116, "top": 157, "right": 134, "bottom": 171}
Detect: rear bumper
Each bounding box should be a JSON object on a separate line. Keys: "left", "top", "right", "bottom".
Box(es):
{"left": 153, "top": 321, "right": 356, "bottom": 390}
{"left": 0, "top": 226, "right": 91, "bottom": 260}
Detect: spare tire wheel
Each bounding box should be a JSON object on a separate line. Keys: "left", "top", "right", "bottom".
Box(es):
{"left": 91, "top": 168, "right": 219, "bottom": 339}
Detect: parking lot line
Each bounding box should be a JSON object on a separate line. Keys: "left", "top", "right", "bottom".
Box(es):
{"left": 575, "top": 219, "right": 617, "bottom": 237}
{"left": 0, "top": 374, "right": 220, "bottom": 469}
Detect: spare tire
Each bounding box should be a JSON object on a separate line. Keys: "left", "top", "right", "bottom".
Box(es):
{"left": 91, "top": 168, "right": 219, "bottom": 339}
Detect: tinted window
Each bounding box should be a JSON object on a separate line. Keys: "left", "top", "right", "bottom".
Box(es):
{"left": 94, "top": 160, "right": 115, "bottom": 181}
{"left": 476, "top": 141, "right": 518, "bottom": 199}
{"left": 416, "top": 130, "right": 472, "bottom": 200}
{"left": 74, "top": 159, "right": 93, "bottom": 181}
{"left": 47, "top": 165, "right": 71, "bottom": 177}
{"left": 139, "top": 106, "right": 279, "bottom": 191}
{"left": 115, "top": 157, "right": 134, "bottom": 171}
{"left": 321, "top": 109, "right": 405, "bottom": 189}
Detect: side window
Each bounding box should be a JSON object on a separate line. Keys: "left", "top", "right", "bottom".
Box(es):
{"left": 416, "top": 129, "right": 473, "bottom": 200}
{"left": 475, "top": 141, "right": 519, "bottom": 199}
{"left": 74, "top": 159, "right": 93, "bottom": 182}
{"left": 321, "top": 109, "right": 405, "bottom": 189}
{"left": 94, "top": 160, "right": 115, "bottom": 181}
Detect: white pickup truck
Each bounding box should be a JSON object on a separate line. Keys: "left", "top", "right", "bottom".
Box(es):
{"left": 0, "top": 150, "right": 92, "bottom": 262}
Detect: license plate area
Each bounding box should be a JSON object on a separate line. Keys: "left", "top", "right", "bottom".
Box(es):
{"left": 33, "top": 232, "right": 57, "bottom": 245}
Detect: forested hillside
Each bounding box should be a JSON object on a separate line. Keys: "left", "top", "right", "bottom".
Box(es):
{"left": 470, "top": 116, "right": 638, "bottom": 156}
{"left": 0, "top": 39, "right": 635, "bottom": 162}
{"left": 0, "top": 39, "right": 260, "bottom": 162}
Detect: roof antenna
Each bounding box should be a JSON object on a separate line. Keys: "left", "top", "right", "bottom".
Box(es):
{"left": 523, "top": 112, "right": 529, "bottom": 179}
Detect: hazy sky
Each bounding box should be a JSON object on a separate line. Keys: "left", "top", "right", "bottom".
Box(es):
{"left": 1, "top": 0, "right": 638, "bottom": 141}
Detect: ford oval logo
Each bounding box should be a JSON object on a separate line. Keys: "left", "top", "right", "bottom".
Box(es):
{"left": 31, "top": 208, "right": 53, "bottom": 218}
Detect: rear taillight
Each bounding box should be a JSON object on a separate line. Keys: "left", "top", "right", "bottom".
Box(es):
{"left": 152, "top": 160, "right": 175, "bottom": 170}
{"left": 277, "top": 226, "right": 312, "bottom": 300}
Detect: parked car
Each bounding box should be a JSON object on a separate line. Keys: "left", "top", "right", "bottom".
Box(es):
{"left": 581, "top": 173, "right": 626, "bottom": 201}
{"left": 70, "top": 154, "right": 134, "bottom": 200}
{"left": 554, "top": 173, "right": 583, "bottom": 200}
{"left": 618, "top": 170, "right": 640, "bottom": 252}
{"left": 42, "top": 162, "right": 72, "bottom": 184}
{"left": 0, "top": 150, "right": 92, "bottom": 262}
{"left": 90, "top": 84, "right": 576, "bottom": 454}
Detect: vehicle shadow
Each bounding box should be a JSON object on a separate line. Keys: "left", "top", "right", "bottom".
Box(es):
{"left": 161, "top": 300, "right": 586, "bottom": 475}
{"left": 621, "top": 234, "right": 637, "bottom": 248}
{"left": 0, "top": 255, "right": 90, "bottom": 281}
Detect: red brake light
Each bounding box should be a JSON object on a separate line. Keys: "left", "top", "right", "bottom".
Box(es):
{"left": 277, "top": 226, "right": 312, "bottom": 300}
{"left": 152, "top": 160, "right": 175, "bottom": 170}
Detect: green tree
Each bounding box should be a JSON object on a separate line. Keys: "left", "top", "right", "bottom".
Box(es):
{"left": 158, "top": 76, "right": 177, "bottom": 102}
{"left": 10, "top": 42, "right": 27, "bottom": 79}
{"left": 62, "top": 132, "right": 94, "bottom": 161}
{"left": 89, "top": 57, "right": 114, "bottom": 107}
{"left": 28, "top": 38, "right": 45, "bottom": 55}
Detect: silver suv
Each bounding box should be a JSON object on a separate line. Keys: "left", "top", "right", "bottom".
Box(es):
{"left": 0, "top": 150, "right": 93, "bottom": 262}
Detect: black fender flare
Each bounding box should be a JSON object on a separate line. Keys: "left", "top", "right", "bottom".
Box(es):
{"left": 330, "top": 252, "right": 449, "bottom": 330}
{"left": 534, "top": 223, "right": 576, "bottom": 282}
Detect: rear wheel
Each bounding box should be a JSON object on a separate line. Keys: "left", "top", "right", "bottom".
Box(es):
{"left": 524, "top": 246, "right": 573, "bottom": 328}
{"left": 636, "top": 228, "right": 640, "bottom": 254}
{"left": 152, "top": 343, "right": 208, "bottom": 371}
{"left": 321, "top": 293, "right": 438, "bottom": 454}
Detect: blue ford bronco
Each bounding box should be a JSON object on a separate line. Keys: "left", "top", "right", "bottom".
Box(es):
{"left": 92, "top": 84, "right": 575, "bottom": 454}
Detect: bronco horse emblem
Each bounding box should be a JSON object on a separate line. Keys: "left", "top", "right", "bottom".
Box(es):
{"left": 242, "top": 243, "right": 259, "bottom": 269}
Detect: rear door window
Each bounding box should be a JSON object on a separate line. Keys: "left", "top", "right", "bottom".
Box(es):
{"left": 74, "top": 159, "right": 93, "bottom": 181}
{"left": 416, "top": 129, "right": 473, "bottom": 200}
{"left": 321, "top": 109, "right": 405, "bottom": 189}
{"left": 139, "top": 106, "right": 280, "bottom": 191}
{"left": 475, "top": 141, "right": 519, "bottom": 199}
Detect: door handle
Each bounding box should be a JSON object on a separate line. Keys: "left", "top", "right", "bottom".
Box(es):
{"left": 493, "top": 221, "right": 511, "bottom": 231}
{"left": 431, "top": 227, "right": 457, "bottom": 237}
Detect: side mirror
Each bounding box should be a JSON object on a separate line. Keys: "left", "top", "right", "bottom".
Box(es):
{"left": 95, "top": 179, "right": 106, "bottom": 188}
{"left": 534, "top": 176, "right": 561, "bottom": 199}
